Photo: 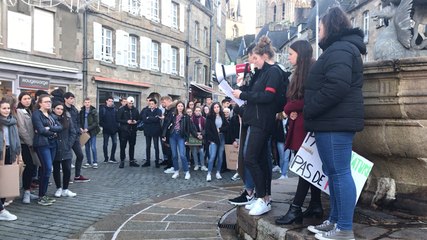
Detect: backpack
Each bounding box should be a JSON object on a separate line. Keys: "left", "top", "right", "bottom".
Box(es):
{"left": 272, "top": 64, "right": 291, "bottom": 113}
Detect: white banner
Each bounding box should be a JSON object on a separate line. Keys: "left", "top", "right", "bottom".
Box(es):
{"left": 289, "top": 132, "right": 374, "bottom": 201}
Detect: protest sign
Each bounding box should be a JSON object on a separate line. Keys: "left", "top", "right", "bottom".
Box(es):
{"left": 289, "top": 132, "right": 374, "bottom": 201}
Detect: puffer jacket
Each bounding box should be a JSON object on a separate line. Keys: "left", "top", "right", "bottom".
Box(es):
{"left": 304, "top": 28, "right": 366, "bottom": 132}
{"left": 54, "top": 113, "right": 77, "bottom": 161}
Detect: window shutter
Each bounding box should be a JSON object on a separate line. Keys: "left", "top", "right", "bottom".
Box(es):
{"left": 161, "top": 43, "right": 172, "bottom": 74}
{"left": 179, "top": 4, "right": 185, "bottom": 32}
{"left": 142, "top": 0, "right": 152, "bottom": 20}
{"left": 179, "top": 48, "right": 185, "bottom": 77}
{"left": 122, "top": 31, "right": 130, "bottom": 66}
{"left": 140, "top": 36, "right": 152, "bottom": 70}
{"left": 161, "top": 0, "right": 171, "bottom": 27}
{"left": 121, "top": 0, "right": 129, "bottom": 12}
{"left": 93, "top": 22, "right": 102, "bottom": 61}
{"left": 167, "top": 45, "right": 172, "bottom": 74}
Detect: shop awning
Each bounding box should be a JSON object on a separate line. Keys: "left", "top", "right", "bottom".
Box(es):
{"left": 190, "top": 82, "right": 225, "bottom": 96}
{"left": 93, "top": 76, "right": 151, "bottom": 88}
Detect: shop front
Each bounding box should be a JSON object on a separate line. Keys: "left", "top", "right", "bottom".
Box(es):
{"left": 190, "top": 82, "right": 225, "bottom": 105}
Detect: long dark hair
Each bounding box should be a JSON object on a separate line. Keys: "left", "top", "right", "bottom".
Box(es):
{"left": 52, "top": 101, "right": 70, "bottom": 129}
{"left": 287, "top": 40, "right": 314, "bottom": 100}
{"left": 320, "top": 7, "right": 352, "bottom": 46}
{"left": 174, "top": 101, "right": 186, "bottom": 115}
{"left": 208, "top": 102, "right": 224, "bottom": 119}
{"left": 17, "top": 91, "right": 34, "bottom": 113}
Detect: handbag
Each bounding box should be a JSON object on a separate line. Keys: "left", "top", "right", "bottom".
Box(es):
{"left": 0, "top": 144, "right": 21, "bottom": 198}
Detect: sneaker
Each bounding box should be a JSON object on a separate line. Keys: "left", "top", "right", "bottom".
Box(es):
{"left": 185, "top": 171, "right": 191, "bottom": 180}
{"left": 62, "top": 189, "right": 77, "bottom": 197}
{"left": 164, "top": 167, "right": 175, "bottom": 174}
{"left": 92, "top": 163, "right": 98, "bottom": 169}
{"left": 216, "top": 172, "right": 222, "bottom": 180}
{"left": 248, "top": 198, "right": 271, "bottom": 216}
{"left": 38, "top": 196, "right": 53, "bottom": 206}
{"left": 228, "top": 190, "right": 255, "bottom": 206}
{"left": 277, "top": 175, "right": 288, "bottom": 180}
{"left": 245, "top": 200, "right": 258, "bottom": 210}
{"left": 231, "top": 173, "right": 240, "bottom": 181}
{"left": 54, "top": 188, "right": 63, "bottom": 198}
{"left": 308, "top": 220, "right": 336, "bottom": 234}
{"left": 201, "top": 166, "right": 208, "bottom": 171}
{"left": 46, "top": 196, "right": 56, "bottom": 203}
{"left": 314, "top": 228, "right": 354, "bottom": 240}
{"left": 74, "top": 175, "right": 91, "bottom": 182}
{"left": 206, "top": 173, "right": 212, "bottom": 182}
{"left": 82, "top": 163, "right": 90, "bottom": 168}
{"left": 272, "top": 165, "right": 281, "bottom": 172}
{"left": 4, "top": 200, "right": 13, "bottom": 207}
{"left": 193, "top": 165, "right": 199, "bottom": 171}
{"left": 22, "top": 191, "right": 31, "bottom": 204}
{"left": 172, "top": 171, "right": 179, "bottom": 179}
{"left": 0, "top": 209, "right": 17, "bottom": 221}
{"left": 109, "top": 159, "right": 118, "bottom": 164}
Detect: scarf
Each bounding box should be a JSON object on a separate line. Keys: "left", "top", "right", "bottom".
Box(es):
{"left": 0, "top": 115, "right": 21, "bottom": 162}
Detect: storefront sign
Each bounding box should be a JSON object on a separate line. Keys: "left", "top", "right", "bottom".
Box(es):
{"left": 289, "top": 132, "right": 374, "bottom": 202}
{"left": 19, "top": 76, "right": 49, "bottom": 90}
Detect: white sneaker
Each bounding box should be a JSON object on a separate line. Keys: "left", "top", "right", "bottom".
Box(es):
{"left": 249, "top": 198, "right": 271, "bottom": 216}
{"left": 231, "top": 173, "right": 240, "bottom": 181}
{"left": 54, "top": 188, "right": 63, "bottom": 198}
{"left": 164, "top": 167, "right": 175, "bottom": 174}
{"left": 277, "top": 175, "right": 288, "bottom": 180}
{"left": 206, "top": 173, "right": 212, "bottom": 182}
{"left": 172, "top": 171, "right": 179, "bottom": 179}
{"left": 82, "top": 163, "right": 90, "bottom": 169}
{"left": 92, "top": 163, "right": 98, "bottom": 169}
{"left": 272, "top": 165, "right": 281, "bottom": 172}
{"left": 71, "top": 164, "right": 75, "bottom": 169}
{"left": 216, "top": 172, "right": 222, "bottom": 180}
{"left": 61, "top": 189, "right": 77, "bottom": 197}
{"left": 193, "top": 165, "right": 199, "bottom": 171}
{"left": 185, "top": 171, "right": 191, "bottom": 180}
{"left": 201, "top": 166, "right": 208, "bottom": 171}
{"left": 245, "top": 199, "right": 257, "bottom": 210}
{"left": 0, "top": 209, "right": 17, "bottom": 221}
{"left": 22, "top": 191, "right": 31, "bottom": 204}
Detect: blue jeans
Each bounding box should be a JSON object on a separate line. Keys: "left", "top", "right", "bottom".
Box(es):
{"left": 191, "top": 146, "right": 205, "bottom": 166}
{"left": 315, "top": 131, "right": 356, "bottom": 230}
{"left": 36, "top": 141, "right": 57, "bottom": 197}
{"left": 208, "top": 134, "right": 225, "bottom": 173}
{"left": 243, "top": 127, "right": 255, "bottom": 191}
{"left": 277, "top": 142, "right": 291, "bottom": 176}
{"left": 103, "top": 132, "right": 117, "bottom": 161}
{"left": 169, "top": 131, "right": 189, "bottom": 172}
{"left": 85, "top": 136, "right": 97, "bottom": 164}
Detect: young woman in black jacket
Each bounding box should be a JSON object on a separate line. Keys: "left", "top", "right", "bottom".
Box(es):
{"left": 32, "top": 94, "right": 63, "bottom": 206}
{"left": 52, "top": 102, "right": 77, "bottom": 198}
{"left": 204, "top": 102, "right": 229, "bottom": 182}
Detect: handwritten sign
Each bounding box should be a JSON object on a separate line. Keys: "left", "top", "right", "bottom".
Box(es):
{"left": 289, "top": 132, "right": 374, "bottom": 201}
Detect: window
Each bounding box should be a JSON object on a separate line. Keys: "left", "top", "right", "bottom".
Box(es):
{"left": 151, "top": 0, "right": 160, "bottom": 22}
{"left": 101, "top": 0, "right": 115, "bottom": 7}
{"left": 193, "top": 65, "right": 199, "bottom": 82}
{"left": 203, "top": 27, "right": 208, "bottom": 48}
{"left": 217, "top": 2, "right": 221, "bottom": 27}
{"left": 129, "top": 35, "right": 138, "bottom": 67}
{"left": 34, "top": 9, "right": 54, "bottom": 53}
{"left": 232, "top": 25, "right": 238, "bottom": 38}
{"left": 376, "top": 5, "right": 385, "bottom": 28}
{"left": 102, "top": 27, "right": 113, "bottom": 62}
{"left": 171, "top": 47, "right": 178, "bottom": 75}
{"left": 195, "top": 21, "right": 200, "bottom": 45}
{"left": 216, "top": 40, "right": 220, "bottom": 63}
{"left": 7, "top": 11, "right": 31, "bottom": 52}
{"left": 351, "top": 17, "right": 356, "bottom": 28}
{"left": 171, "top": 2, "right": 179, "bottom": 29}
{"left": 363, "top": 11, "right": 369, "bottom": 43}
{"left": 273, "top": 5, "right": 277, "bottom": 22}
{"left": 151, "top": 41, "right": 159, "bottom": 71}
{"left": 282, "top": 3, "right": 285, "bottom": 20}
{"left": 203, "top": 65, "right": 209, "bottom": 86}
{"left": 128, "top": 0, "right": 141, "bottom": 15}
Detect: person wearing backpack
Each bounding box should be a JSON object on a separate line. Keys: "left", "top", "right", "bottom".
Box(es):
{"left": 232, "top": 36, "right": 288, "bottom": 216}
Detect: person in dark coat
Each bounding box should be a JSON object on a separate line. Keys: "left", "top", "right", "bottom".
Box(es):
{"left": 79, "top": 98, "right": 100, "bottom": 168}
{"left": 190, "top": 106, "right": 207, "bottom": 171}
{"left": 141, "top": 98, "right": 162, "bottom": 168}
{"left": 160, "top": 96, "right": 175, "bottom": 172}
{"left": 52, "top": 102, "right": 77, "bottom": 198}
{"left": 304, "top": 7, "right": 367, "bottom": 240}
{"left": 99, "top": 96, "right": 119, "bottom": 163}
{"left": 116, "top": 96, "right": 139, "bottom": 168}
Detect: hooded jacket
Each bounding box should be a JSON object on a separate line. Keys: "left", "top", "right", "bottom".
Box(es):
{"left": 304, "top": 28, "right": 366, "bottom": 132}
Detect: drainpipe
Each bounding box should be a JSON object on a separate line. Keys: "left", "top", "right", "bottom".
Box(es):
{"left": 185, "top": 1, "right": 194, "bottom": 101}
{"left": 82, "top": 8, "right": 88, "bottom": 99}
{"left": 209, "top": 14, "right": 213, "bottom": 88}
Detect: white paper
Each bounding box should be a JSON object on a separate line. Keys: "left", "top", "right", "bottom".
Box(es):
{"left": 217, "top": 80, "right": 245, "bottom": 106}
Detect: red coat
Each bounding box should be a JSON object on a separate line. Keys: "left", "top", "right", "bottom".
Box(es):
{"left": 284, "top": 99, "right": 306, "bottom": 151}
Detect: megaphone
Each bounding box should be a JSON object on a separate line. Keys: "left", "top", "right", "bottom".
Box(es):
{"left": 215, "top": 63, "right": 252, "bottom": 83}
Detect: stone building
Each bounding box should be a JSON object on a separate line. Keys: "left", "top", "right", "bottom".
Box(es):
{"left": 0, "top": 3, "right": 83, "bottom": 102}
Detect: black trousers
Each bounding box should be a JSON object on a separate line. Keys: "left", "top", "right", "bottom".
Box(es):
{"left": 161, "top": 139, "right": 172, "bottom": 168}
{"left": 145, "top": 135, "right": 160, "bottom": 162}
{"left": 120, "top": 131, "right": 137, "bottom": 161}
{"left": 293, "top": 176, "right": 322, "bottom": 207}
{"left": 103, "top": 132, "right": 117, "bottom": 161}
{"left": 21, "top": 144, "right": 36, "bottom": 190}
{"left": 53, "top": 159, "right": 72, "bottom": 190}
{"left": 72, "top": 140, "right": 84, "bottom": 177}
{"left": 244, "top": 126, "right": 272, "bottom": 198}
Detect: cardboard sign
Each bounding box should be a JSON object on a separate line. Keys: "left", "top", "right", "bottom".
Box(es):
{"left": 289, "top": 132, "right": 374, "bottom": 201}
{"left": 224, "top": 144, "right": 239, "bottom": 170}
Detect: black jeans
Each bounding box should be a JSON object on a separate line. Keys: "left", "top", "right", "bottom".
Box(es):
{"left": 293, "top": 176, "right": 322, "bottom": 207}
{"left": 161, "top": 139, "right": 172, "bottom": 168}
{"left": 244, "top": 126, "right": 272, "bottom": 198}
{"left": 21, "top": 144, "right": 36, "bottom": 191}
{"left": 120, "top": 131, "right": 137, "bottom": 161}
{"left": 145, "top": 135, "right": 160, "bottom": 162}
{"left": 72, "top": 140, "right": 84, "bottom": 177}
{"left": 53, "top": 159, "right": 71, "bottom": 190}
{"left": 103, "top": 132, "right": 118, "bottom": 161}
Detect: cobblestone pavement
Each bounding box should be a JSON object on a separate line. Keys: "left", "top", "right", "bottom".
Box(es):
{"left": 0, "top": 133, "right": 239, "bottom": 240}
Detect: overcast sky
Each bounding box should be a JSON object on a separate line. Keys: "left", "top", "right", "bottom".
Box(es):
{"left": 241, "top": 0, "right": 256, "bottom": 34}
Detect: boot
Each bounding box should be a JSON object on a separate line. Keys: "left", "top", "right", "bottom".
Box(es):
{"left": 129, "top": 161, "right": 140, "bottom": 167}
{"left": 141, "top": 161, "right": 151, "bottom": 167}
{"left": 155, "top": 160, "right": 160, "bottom": 168}
{"left": 303, "top": 202, "right": 323, "bottom": 219}
{"left": 119, "top": 161, "right": 124, "bottom": 168}
{"left": 275, "top": 204, "right": 303, "bottom": 225}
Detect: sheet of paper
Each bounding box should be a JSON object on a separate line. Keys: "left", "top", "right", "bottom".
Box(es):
{"left": 218, "top": 80, "right": 245, "bottom": 106}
